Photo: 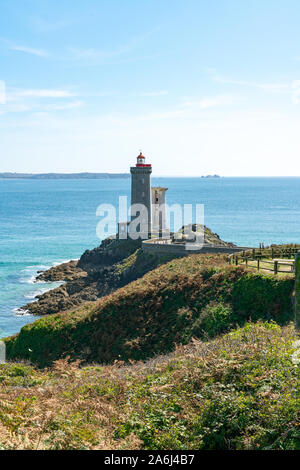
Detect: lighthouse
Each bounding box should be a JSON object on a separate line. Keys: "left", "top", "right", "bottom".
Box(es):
{"left": 117, "top": 151, "right": 168, "bottom": 240}
{"left": 130, "top": 152, "right": 152, "bottom": 238}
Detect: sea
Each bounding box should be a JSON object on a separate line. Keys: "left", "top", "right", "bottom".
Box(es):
{"left": 0, "top": 176, "right": 299, "bottom": 337}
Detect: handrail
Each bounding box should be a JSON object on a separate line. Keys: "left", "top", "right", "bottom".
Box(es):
{"left": 228, "top": 248, "right": 298, "bottom": 274}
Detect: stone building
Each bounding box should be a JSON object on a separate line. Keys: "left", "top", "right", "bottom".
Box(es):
{"left": 151, "top": 186, "right": 168, "bottom": 236}
{"left": 130, "top": 152, "right": 152, "bottom": 238}
{"left": 118, "top": 152, "right": 168, "bottom": 239}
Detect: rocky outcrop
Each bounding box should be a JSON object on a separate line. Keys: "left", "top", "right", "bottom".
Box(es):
{"left": 175, "top": 224, "right": 236, "bottom": 246}
{"left": 36, "top": 260, "right": 85, "bottom": 282}
{"left": 21, "top": 238, "right": 151, "bottom": 316}
{"left": 21, "top": 227, "right": 235, "bottom": 316}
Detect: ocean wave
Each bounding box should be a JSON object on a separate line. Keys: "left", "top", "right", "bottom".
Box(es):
{"left": 19, "top": 275, "right": 37, "bottom": 284}
{"left": 19, "top": 259, "right": 79, "bottom": 284}
{"left": 13, "top": 307, "right": 31, "bottom": 316}
{"left": 24, "top": 287, "right": 50, "bottom": 300}
{"left": 24, "top": 265, "right": 51, "bottom": 271}
{"left": 19, "top": 264, "right": 51, "bottom": 284}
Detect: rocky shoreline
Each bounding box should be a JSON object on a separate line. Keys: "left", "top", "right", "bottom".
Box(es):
{"left": 20, "top": 227, "right": 236, "bottom": 317}
{"left": 35, "top": 260, "right": 84, "bottom": 282}
{"left": 20, "top": 238, "right": 146, "bottom": 316}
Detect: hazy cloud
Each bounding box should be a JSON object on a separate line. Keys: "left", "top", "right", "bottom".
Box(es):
{"left": 137, "top": 91, "right": 168, "bottom": 97}
{"left": 292, "top": 80, "right": 300, "bottom": 104}
{"left": 9, "top": 89, "right": 77, "bottom": 100}
{"left": 30, "top": 17, "right": 74, "bottom": 33}
{"left": 10, "top": 45, "right": 49, "bottom": 57}
{"left": 182, "top": 94, "right": 234, "bottom": 109}
{"left": 46, "top": 100, "right": 84, "bottom": 110}
{"left": 213, "top": 76, "right": 288, "bottom": 92}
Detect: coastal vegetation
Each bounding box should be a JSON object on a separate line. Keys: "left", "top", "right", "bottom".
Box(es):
{"left": 5, "top": 253, "right": 294, "bottom": 367}
{"left": 21, "top": 226, "right": 232, "bottom": 316}
{"left": 0, "top": 322, "right": 299, "bottom": 450}
{"left": 22, "top": 239, "right": 175, "bottom": 316}
{"left": 1, "top": 237, "right": 299, "bottom": 450}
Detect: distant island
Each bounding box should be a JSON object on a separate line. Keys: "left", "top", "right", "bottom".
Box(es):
{"left": 0, "top": 172, "right": 130, "bottom": 179}
{"left": 0, "top": 173, "right": 221, "bottom": 179}
{"left": 201, "top": 174, "right": 220, "bottom": 178}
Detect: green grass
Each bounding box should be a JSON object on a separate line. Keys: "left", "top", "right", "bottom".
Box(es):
{"left": 238, "top": 258, "right": 294, "bottom": 276}
{"left": 0, "top": 250, "right": 299, "bottom": 449}
{"left": 0, "top": 322, "right": 299, "bottom": 449}
{"left": 4, "top": 254, "right": 294, "bottom": 367}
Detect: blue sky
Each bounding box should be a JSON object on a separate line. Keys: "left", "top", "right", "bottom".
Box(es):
{"left": 1, "top": 0, "right": 300, "bottom": 176}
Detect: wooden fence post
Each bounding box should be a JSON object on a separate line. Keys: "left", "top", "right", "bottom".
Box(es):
{"left": 274, "top": 261, "right": 278, "bottom": 275}
{"left": 295, "top": 253, "right": 300, "bottom": 330}
{"left": 257, "top": 259, "right": 260, "bottom": 271}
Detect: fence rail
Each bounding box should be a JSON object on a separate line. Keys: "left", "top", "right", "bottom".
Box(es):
{"left": 240, "top": 246, "right": 299, "bottom": 259}
{"left": 228, "top": 247, "right": 299, "bottom": 274}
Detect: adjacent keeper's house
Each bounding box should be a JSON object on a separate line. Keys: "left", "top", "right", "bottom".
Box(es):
{"left": 118, "top": 151, "right": 251, "bottom": 256}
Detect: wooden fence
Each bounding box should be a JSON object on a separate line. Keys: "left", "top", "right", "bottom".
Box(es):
{"left": 228, "top": 246, "right": 299, "bottom": 274}
{"left": 242, "top": 246, "right": 300, "bottom": 260}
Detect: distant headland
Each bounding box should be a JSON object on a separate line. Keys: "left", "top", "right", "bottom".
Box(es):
{"left": 0, "top": 172, "right": 130, "bottom": 179}
{"left": 0, "top": 172, "right": 221, "bottom": 179}
{"left": 201, "top": 174, "right": 220, "bottom": 178}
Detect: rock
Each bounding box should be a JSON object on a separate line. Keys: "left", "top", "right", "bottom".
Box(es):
{"left": 21, "top": 228, "right": 234, "bottom": 317}
{"left": 36, "top": 260, "right": 86, "bottom": 282}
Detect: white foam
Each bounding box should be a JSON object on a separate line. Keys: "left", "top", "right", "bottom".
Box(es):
{"left": 23, "top": 265, "right": 50, "bottom": 271}
{"left": 19, "top": 275, "right": 36, "bottom": 284}
{"left": 13, "top": 307, "right": 31, "bottom": 316}
{"left": 24, "top": 287, "right": 50, "bottom": 299}
{"left": 19, "top": 259, "right": 78, "bottom": 285}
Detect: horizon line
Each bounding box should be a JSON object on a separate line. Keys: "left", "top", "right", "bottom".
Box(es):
{"left": 1, "top": 173, "right": 300, "bottom": 179}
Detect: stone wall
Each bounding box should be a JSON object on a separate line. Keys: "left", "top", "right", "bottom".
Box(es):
{"left": 142, "top": 238, "right": 251, "bottom": 256}
{"left": 151, "top": 187, "right": 168, "bottom": 235}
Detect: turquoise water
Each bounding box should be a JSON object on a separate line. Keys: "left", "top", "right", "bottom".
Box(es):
{"left": 0, "top": 177, "right": 299, "bottom": 337}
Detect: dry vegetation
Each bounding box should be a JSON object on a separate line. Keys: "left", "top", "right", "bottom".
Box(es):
{"left": 1, "top": 250, "right": 299, "bottom": 449}
{"left": 0, "top": 322, "right": 299, "bottom": 450}
{"left": 5, "top": 254, "right": 294, "bottom": 367}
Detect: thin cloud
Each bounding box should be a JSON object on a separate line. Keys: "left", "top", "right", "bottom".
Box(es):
{"left": 0, "top": 103, "right": 32, "bottom": 115}
{"left": 140, "top": 95, "right": 233, "bottom": 121}
{"left": 9, "top": 89, "right": 77, "bottom": 99}
{"left": 214, "top": 75, "right": 300, "bottom": 105}
{"left": 137, "top": 91, "right": 168, "bottom": 97}
{"left": 68, "top": 44, "right": 135, "bottom": 62}
{"left": 66, "top": 27, "right": 160, "bottom": 64}
{"left": 213, "top": 76, "right": 288, "bottom": 92}
{"left": 182, "top": 95, "right": 234, "bottom": 109}
{"left": 10, "top": 45, "right": 48, "bottom": 57}
{"left": 30, "top": 17, "right": 74, "bottom": 33}
{"left": 291, "top": 80, "right": 300, "bottom": 104}
{"left": 46, "top": 100, "right": 84, "bottom": 110}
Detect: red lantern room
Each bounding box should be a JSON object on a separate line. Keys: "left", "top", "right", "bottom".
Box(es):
{"left": 136, "top": 151, "right": 151, "bottom": 168}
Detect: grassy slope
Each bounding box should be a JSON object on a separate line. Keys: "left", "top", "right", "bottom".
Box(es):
{"left": 5, "top": 254, "right": 294, "bottom": 367}
{"left": 0, "top": 322, "right": 299, "bottom": 450}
